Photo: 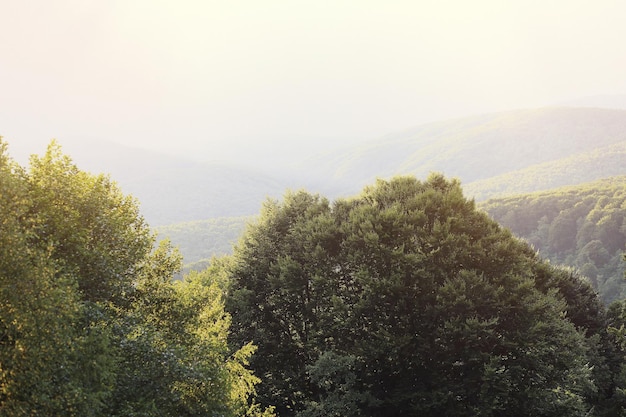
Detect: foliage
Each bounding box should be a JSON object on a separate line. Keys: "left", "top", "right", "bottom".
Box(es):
{"left": 298, "top": 351, "right": 379, "bottom": 417}
{"left": 0, "top": 139, "right": 271, "bottom": 417}
{"left": 0, "top": 141, "right": 114, "bottom": 416}
{"left": 480, "top": 177, "right": 626, "bottom": 304}
{"left": 106, "top": 241, "right": 271, "bottom": 417}
{"left": 227, "top": 174, "right": 603, "bottom": 416}
{"left": 26, "top": 141, "right": 154, "bottom": 305}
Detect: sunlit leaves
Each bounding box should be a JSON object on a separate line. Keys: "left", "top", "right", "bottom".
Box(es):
{"left": 0, "top": 139, "right": 270, "bottom": 417}
{"left": 27, "top": 140, "right": 153, "bottom": 304}
{"left": 0, "top": 139, "right": 110, "bottom": 416}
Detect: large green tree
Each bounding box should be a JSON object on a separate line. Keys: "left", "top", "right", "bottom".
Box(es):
{"left": 0, "top": 141, "right": 114, "bottom": 416}
{"left": 227, "top": 175, "right": 601, "bottom": 416}
{"left": 26, "top": 141, "right": 153, "bottom": 305}
{"left": 0, "top": 139, "right": 271, "bottom": 417}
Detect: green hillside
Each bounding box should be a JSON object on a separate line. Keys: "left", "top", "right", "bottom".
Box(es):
{"left": 480, "top": 176, "right": 626, "bottom": 304}
{"left": 156, "top": 216, "right": 251, "bottom": 267}
{"left": 464, "top": 141, "right": 626, "bottom": 200}
{"left": 304, "top": 107, "right": 626, "bottom": 193}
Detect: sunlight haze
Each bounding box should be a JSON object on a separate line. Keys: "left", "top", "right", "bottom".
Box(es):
{"left": 2, "top": 0, "right": 626, "bottom": 163}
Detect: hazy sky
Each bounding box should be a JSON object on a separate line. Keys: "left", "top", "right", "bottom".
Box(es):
{"left": 2, "top": 0, "right": 626, "bottom": 162}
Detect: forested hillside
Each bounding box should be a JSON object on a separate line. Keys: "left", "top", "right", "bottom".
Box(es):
{"left": 480, "top": 177, "right": 626, "bottom": 304}
{"left": 5, "top": 139, "right": 626, "bottom": 416}
{"left": 156, "top": 216, "right": 252, "bottom": 273}
{"left": 465, "top": 141, "right": 626, "bottom": 200}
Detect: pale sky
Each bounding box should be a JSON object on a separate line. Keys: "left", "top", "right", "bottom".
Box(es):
{"left": 2, "top": 0, "right": 626, "bottom": 163}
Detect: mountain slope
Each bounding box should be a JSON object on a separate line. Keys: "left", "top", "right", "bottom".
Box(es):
{"left": 464, "top": 141, "right": 626, "bottom": 200}
{"left": 303, "top": 107, "right": 626, "bottom": 195}
{"left": 10, "top": 106, "right": 626, "bottom": 228}
{"left": 479, "top": 176, "right": 626, "bottom": 304}
{"left": 156, "top": 216, "right": 251, "bottom": 265}
{"left": 7, "top": 138, "right": 307, "bottom": 226}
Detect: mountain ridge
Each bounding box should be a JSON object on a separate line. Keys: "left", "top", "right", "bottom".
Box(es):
{"left": 7, "top": 105, "right": 626, "bottom": 228}
{"left": 302, "top": 107, "right": 626, "bottom": 189}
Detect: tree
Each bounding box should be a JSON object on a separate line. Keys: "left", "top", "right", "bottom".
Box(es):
{"left": 106, "top": 242, "right": 274, "bottom": 417}
{"left": 0, "top": 139, "right": 271, "bottom": 417}
{"left": 0, "top": 141, "right": 113, "bottom": 416}
{"left": 227, "top": 174, "right": 599, "bottom": 416}
{"left": 26, "top": 140, "right": 153, "bottom": 305}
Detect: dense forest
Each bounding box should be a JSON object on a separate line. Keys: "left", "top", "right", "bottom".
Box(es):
{"left": 4, "top": 141, "right": 626, "bottom": 416}
{"left": 481, "top": 177, "right": 626, "bottom": 304}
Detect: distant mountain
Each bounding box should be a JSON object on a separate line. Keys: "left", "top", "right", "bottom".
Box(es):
{"left": 58, "top": 142, "right": 289, "bottom": 226}
{"left": 7, "top": 138, "right": 335, "bottom": 226}
{"left": 122, "top": 162, "right": 284, "bottom": 225}
{"left": 301, "top": 107, "right": 626, "bottom": 199}
{"left": 156, "top": 216, "right": 251, "bottom": 265}
{"left": 9, "top": 106, "right": 626, "bottom": 267}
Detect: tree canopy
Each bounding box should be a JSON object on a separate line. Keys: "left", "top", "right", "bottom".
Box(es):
{"left": 5, "top": 139, "right": 626, "bottom": 416}
{"left": 0, "top": 140, "right": 272, "bottom": 417}
{"left": 227, "top": 174, "right": 611, "bottom": 416}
